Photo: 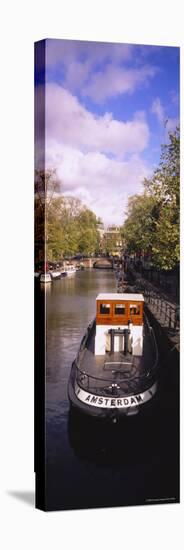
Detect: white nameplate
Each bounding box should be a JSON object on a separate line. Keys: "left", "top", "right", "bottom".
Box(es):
{"left": 74, "top": 381, "right": 157, "bottom": 409}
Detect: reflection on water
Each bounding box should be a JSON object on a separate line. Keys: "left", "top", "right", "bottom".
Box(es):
{"left": 46, "top": 269, "right": 115, "bottom": 406}
{"left": 40, "top": 281, "right": 52, "bottom": 293}
{"left": 67, "top": 406, "right": 156, "bottom": 467}
{"left": 43, "top": 268, "right": 179, "bottom": 511}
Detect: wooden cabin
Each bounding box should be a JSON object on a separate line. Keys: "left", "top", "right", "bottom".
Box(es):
{"left": 95, "top": 293, "right": 144, "bottom": 357}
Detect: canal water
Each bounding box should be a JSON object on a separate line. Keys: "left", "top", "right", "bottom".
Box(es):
{"left": 43, "top": 269, "right": 179, "bottom": 511}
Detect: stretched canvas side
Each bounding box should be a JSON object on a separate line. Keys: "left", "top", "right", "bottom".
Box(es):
{"left": 34, "top": 39, "right": 46, "bottom": 511}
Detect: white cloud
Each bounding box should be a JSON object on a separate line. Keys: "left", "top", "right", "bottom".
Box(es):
{"left": 167, "top": 117, "right": 179, "bottom": 132}
{"left": 170, "top": 90, "right": 179, "bottom": 106}
{"left": 46, "top": 40, "right": 158, "bottom": 103}
{"left": 151, "top": 97, "right": 179, "bottom": 132}
{"left": 46, "top": 142, "right": 151, "bottom": 224}
{"left": 65, "top": 60, "right": 90, "bottom": 90}
{"left": 151, "top": 97, "right": 165, "bottom": 123}
{"left": 46, "top": 39, "right": 133, "bottom": 69}
{"left": 82, "top": 64, "right": 157, "bottom": 103}
{"left": 45, "top": 83, "right": 149, "bottom": 157}
{"left": 42, "top": 82, "right": 152, "bottom": 224}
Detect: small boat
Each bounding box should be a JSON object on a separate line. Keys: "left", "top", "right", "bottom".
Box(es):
{"left": 50, "top": 270, "right": 62, "bottom": 280}
{"left": 60, "top": 270, "right": 67, "bottom": 278}
{"left": 68, "top": 292, "right": 159, "bottom": 420}
{"left": 64, "top": 264, "right": 77, "bottom": 277}
{"left": 35, "top": 269, "right": 66, "bottom": 282}
{"left": 39, "top": 272, "right": 52, "bottom": 283}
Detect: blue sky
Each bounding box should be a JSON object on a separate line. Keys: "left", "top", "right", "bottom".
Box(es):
{"left": 35, "top": 39, "right": 179, "bottom": 224}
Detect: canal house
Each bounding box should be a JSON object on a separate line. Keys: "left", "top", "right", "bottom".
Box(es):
{"left": 95, "top": 293, "right": 144, "bottom": 357}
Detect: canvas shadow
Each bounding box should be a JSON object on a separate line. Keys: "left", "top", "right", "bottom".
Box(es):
{"left": 7, "top": 491, "right": 35, "bottom": 507}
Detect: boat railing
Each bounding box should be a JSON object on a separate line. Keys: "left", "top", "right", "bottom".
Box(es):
{"left": 75, "top": 361, "right": 157, "bottom": 396}
{"left": 75, "top": 316, "right": 159, "bottom": 396}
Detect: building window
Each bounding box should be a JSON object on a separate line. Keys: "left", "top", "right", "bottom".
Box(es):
{"left": 114, "top": 304, "right": 125, "bottom": 315}
{"left": 130, "top": 304, "right": 140, "bottom": 315}
{"left": 100, "top": 303, "right": 110, "bottom": 314}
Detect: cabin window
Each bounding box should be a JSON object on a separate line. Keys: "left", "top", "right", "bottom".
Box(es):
{"left": 100, "top": 303, "right": 110, "bottom": 315}
{"left": 129, "top": 304, "right": 140, "bottom": 315}
{"left": 114, "top": 304, "right": 125, "bottom": 315}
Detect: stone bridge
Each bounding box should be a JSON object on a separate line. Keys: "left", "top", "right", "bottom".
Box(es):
{"left": 70, "top": 257, "right": 117, "bottom": 269}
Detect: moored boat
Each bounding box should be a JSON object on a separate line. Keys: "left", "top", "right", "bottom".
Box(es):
{"left": 64, "top": 264, "right": 77, "bottom": 276}
{"left": 60, "top": 270, "right": 67, "bottom": 278}
{"left": 68, "top": 292, "right": 159, "bottom": 420}
{"left": 39, "top": 272, "right": 52, "bottom": 284}
{"left": 50, "top": 270, "right": 62, "bottom": 280}
{"left": 35, "top": 268, "right": 67, "bottom": 282}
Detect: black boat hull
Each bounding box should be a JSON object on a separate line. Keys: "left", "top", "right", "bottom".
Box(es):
{"left": 68, "top": 295, "right": 159, "bottom": 420}
{"left": 68, "top": 362, "right": 158, "bottom": 420}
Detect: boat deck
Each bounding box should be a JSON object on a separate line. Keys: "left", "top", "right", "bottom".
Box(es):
{"left": 76, "top": 319, "right": 157, "bottom": 396}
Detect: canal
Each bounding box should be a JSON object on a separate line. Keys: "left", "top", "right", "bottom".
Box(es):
{"left": 41, "top": 269, "right": 179, "bottom": 511}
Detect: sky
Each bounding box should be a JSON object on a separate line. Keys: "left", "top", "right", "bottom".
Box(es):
{"left": 35, "top": 39, "right": 180, "bottom": 225}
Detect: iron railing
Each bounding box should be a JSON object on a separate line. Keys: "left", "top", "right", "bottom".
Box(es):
{"left": 143, "top": 289, "right": 179, "bottom": 330}
{"left": 127, "top": 265, "right": 180, "bottom": 331}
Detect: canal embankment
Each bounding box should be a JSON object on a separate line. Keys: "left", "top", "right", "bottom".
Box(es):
{"left": 127, "top": 264, "right": 180, "bottom": 359}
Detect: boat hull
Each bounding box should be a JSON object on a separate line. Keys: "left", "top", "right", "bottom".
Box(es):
{"left": 68, "top": 309, "right": 159, "bottom": 420}
{"left": 51, "top": 271, "right": 62, "bottom": 280}
{"left": 39, "top": 273, "right": 52, "bottom": 283}
{"left": 68, "top": 363, "right": 157, "bottom": 419}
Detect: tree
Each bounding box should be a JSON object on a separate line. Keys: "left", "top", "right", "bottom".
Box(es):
{"left": 46, "top": 196, "right": 100, "bottom": 259}
{"left": 122, "top": 193, "right": 158, "bottom": 258}
{"left": 77, "top": 208, "right": 100, "bottom": 255}
{"left": 35, "top": 169, "right": 101, "bottom": 261}
{"left": 144, "top": 126, "right": 180, "bottom": 269}
{"left": 122, "top": 126, "right": 180, "bottom": 270}
{"left": 35, "top": 168, "right": 61, "bottom": 209}
{"left": 35, "top": 169, "right": 62, "bottom": 262}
